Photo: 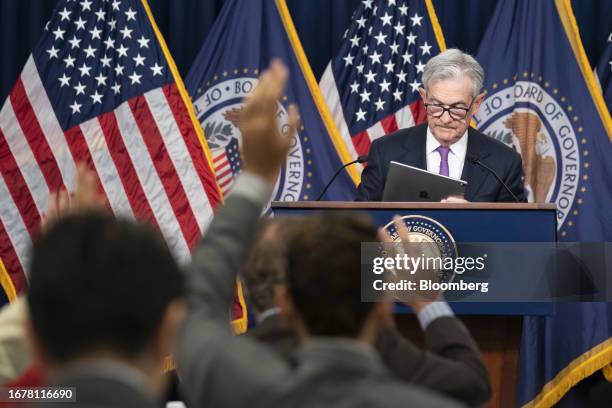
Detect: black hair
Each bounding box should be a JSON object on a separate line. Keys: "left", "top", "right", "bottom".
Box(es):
{"left": 28, "top": 212, "right": 185, "bottom": 363}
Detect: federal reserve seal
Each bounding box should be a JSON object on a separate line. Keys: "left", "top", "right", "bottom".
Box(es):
{"left": 474, "top": 76, "right": 588, "bottom": 237}
{"left": 383, "top": 215, "right": 458, "bottom": 284}
{"left": 192, "top": 70, "right": 314, "bottom": 205}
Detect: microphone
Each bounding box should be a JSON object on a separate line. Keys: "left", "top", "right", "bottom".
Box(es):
{"left": 316, "top": 155, "right": 368, "bottom": 201}
{"left": 466, "top": 155, "right": 520, "bottom": 203}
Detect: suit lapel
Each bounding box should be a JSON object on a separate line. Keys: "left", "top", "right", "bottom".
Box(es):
{"left": 400, "top": 124, "right": 427, "bottom": 170}
{"left": 462, "top": 128, "right": 491, "bottom": 200}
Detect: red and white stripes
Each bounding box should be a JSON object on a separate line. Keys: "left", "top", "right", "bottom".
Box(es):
{"left": 319, "top": 63, "right": 426, "bottom": 170}
{"left": 212, "top": 149, "right": 234, "bottom": 196}
{"left": 0, "top": 56, "right": 220, "bottom": 293}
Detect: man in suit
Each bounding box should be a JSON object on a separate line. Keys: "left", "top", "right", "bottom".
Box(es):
{"left": 176, "top": 60, "right": 461, "bottom": 408}
{"left": 243, "top": 218, "right": 490, "bottom": 406}
{"left": 357, "top": 49, "right": 526, "bottom": 202}
{"left": 242, "top": 218, "right": 300, "bottom": 360}
{"left": 26, "top": 171, "right": 187, "bottom": 407}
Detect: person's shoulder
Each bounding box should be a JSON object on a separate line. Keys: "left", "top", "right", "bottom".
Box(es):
{"left": 469, "top": 127, "right": 521, "bottom": 160}
{"left": 54, "top": 375, "right": 159, "bottom": 408}
{"left": 247, "top": 315, "right": 298, "bottom": 356}
{"left": 360, "top": 377, "right": 464, "bottom": 407}
{"left": 371, "top": 123, "right": 427, "bottom": 150}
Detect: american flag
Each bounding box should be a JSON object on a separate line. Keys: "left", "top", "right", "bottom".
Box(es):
{"left": 595, "top": 32, "right": 612, "bottom": 113}
{"left": 320, "top": 0, "right": 445, "bottom": 171}
{"left": 212, "top": 138, "right": 242, "bottom": 197}
{"left": 0, "top": 0, "right": 222, "bottom": 300}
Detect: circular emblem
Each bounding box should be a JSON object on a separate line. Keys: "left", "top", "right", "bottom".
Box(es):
{"left": 383, "top": 215, "right": 458, "bottom": 284}
{"left": 192, "top": 75, "right": 310, "bottom": 205}
{"left": 474, "top": 79, "right": 587, "bottom": 235}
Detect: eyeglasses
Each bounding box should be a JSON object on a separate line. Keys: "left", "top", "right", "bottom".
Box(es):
{"left": 424, "top": 97, "right": 475, "bottom": 120}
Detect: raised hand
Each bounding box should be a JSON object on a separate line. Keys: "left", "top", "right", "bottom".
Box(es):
{"left": 240, "top": 59, "right": 299, "bottom": 184}
{"left": 42, "top": 163, "right": 106, "bottom": 232}
{"left": 377, "top": 216, "right": 442, "bottom": 311}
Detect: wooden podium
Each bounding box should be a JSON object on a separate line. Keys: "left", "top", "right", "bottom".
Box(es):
{"left": 272, "top": 201, "right": 557, "bottom": 408}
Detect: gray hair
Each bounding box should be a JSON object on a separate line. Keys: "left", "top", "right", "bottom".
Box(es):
{"left": 422, "top": 49, "right": 485, "bottom": 97}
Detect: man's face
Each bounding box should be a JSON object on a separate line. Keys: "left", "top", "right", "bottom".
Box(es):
{"left": 419, "top": 75, "right": 484, "bottom": 146}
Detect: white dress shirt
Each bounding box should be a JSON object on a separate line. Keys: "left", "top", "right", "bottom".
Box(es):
{"left": 425, "top": 127, "right": 469, "bottom": 180}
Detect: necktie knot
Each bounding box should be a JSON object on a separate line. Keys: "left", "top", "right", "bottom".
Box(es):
{"left": 437, "top": 145, "right": 450, "bottom": 160}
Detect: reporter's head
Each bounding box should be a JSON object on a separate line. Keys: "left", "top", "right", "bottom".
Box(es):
{"left": 283, "top": 213, "right": 390, "bottom": 342}
{"left": 242, "top": 218, "right": 292, "bottom": 316}
{"left": 27, "top": 212, "right": 186, "bottom": 374}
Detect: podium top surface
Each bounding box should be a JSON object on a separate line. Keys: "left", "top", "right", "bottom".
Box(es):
{"left": 271, "top": 201, "right": 556, "bottom": 211}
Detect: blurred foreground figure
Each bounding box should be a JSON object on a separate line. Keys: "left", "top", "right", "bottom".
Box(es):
{"left": 243, "top": 219, "right": 490, "bottom": 406}
{"left": 28, "top": 209, "right": 186, "bottom": 407}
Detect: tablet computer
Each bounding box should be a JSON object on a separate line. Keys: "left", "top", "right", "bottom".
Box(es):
{"left": 382, "top": 161, "right": 467, "bottom": 202}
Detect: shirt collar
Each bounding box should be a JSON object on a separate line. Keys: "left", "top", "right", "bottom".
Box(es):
{"left": 257, "top": 307, "right": 281, "bottom": 324}
{"left": 426, "top": 126, "right": 469, "bottom": 157}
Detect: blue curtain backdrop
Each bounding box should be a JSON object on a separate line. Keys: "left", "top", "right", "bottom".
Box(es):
{"left": 1, "top": 0, "right": 610, "bottom": 101}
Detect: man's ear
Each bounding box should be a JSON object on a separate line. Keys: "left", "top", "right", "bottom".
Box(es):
{"left": 471, "top": 91, "right": 486, "bottom": 114}
{"left": 419, "top": 87, "right": 427, "bottom": 104}
{"left": 155, "top": 299, "right": 187, "bottom": 361}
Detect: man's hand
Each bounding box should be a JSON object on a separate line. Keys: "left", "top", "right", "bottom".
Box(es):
{"left": 377, "top": 216, "right": 442, "bottom": 309}
{"left": 240, "top": 59, "right": 299, "bottom": 184}
{"left": 42, "top": 163, "right": 106, "bottom": 231}
{"left": 441, "top": 195, "right": 469, "bottom": 203}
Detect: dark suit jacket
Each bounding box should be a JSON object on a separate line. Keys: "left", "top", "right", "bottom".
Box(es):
{"left": 33, "top": 368, "right": 159, "bottom": 408}
{"left": 249, "top": 312, "right": 490, "bottom": 406}
{"left": 357, "top": 123, "right": 527, "bottom": 202}
{"left": 247, "top": 313, "right": 299, "bottom": 360}
{"left": 376, "top": 319, "right": 491, "bottom": 407}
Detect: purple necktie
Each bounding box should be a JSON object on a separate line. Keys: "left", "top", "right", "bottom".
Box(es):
{"left": 437, "top": 146, "right": 450, "bottom": 177}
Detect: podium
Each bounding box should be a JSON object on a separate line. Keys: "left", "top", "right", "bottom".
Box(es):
{"left": 272, "top": 201, "right": 557, "bottom": 408}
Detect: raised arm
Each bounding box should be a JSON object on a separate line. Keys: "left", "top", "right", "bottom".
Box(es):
{"left": 376, "top": 305, "right": 491, "bottom": 406}
{"left": 376, "top": 217, "right": 491, "bottom": 406}
{"left": 175, "top": 61, "right": 299, "bottom": 408}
